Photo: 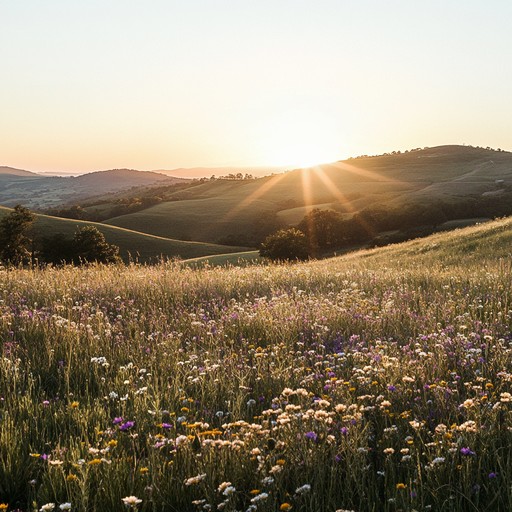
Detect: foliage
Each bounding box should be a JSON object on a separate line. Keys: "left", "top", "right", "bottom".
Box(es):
{"left": 298, "top": 208, "right": 344, "bottom": 255}
{"left": 0, "top": 204, "right": 35, "bottom": 266}
{"left": 72, "top": 226, "right": 121, "bottom": 264}
{"left": 38, "top": 226, "right": 121, "bottom": 265}
{"left": 259, "top": 228, "right": 310, "bottom": 261}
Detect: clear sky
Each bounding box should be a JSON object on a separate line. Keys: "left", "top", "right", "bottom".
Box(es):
{"left": 1, "top": 0, "right": 512, "bottom": 173}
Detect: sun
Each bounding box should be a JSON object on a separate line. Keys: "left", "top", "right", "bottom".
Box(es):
{"left": 258, "top": 110, "right": 343, "bottom": 168}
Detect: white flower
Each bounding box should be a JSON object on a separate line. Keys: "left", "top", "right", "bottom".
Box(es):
{"left": 40, "top": 504, "right": 55, "bottom": 512}
{"left": 122, "top": 496, "right": 142, "bottom": 507}
{"left": 295, "top": 484, "right": 311, "bottom": 495}
{"left": 250, "top": 492, "right": 269, "bottom": 503}
{"left": 223, "top": 486, "right": 236, "bottom": 496}
{"left": 59, "top": 504, "right": 72, "bottom": 511}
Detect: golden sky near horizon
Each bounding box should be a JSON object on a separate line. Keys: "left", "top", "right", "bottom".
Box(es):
{"left": 1, "top": 0, "right": 512, "bottom": 173}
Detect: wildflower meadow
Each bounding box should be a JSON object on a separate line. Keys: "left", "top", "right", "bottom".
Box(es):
{"left": 2, "top": 219, "right": 512, "bottom": 511}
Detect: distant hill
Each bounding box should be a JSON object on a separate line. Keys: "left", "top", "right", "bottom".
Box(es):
{"left": 104, "top": 145, "right": 512, "bottom": 245}
{"left": 0, "top": 168, "right": 187, "bottom": 209}
{"left": 0, "top": 206, "right": 247, "bottom": 263}
{"left": 0, "top": 166, "right": 41, "bottom": 177}
{"left": 74, "top": 168, "right": 171, "bottom": 187}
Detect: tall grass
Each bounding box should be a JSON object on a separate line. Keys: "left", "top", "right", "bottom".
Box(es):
{"left": 1, "top": 218, "right": 512, "bottom": 511}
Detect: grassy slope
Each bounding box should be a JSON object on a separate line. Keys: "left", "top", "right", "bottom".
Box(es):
{"left": 0, "top": 206, "right": 246, "bottom": 263}
{"left": 329, "top": 215, "right": 512, "bottom": 269}
{"left": 188, "top": 216, "right": 512, "bottom": 268}
{"left": 104, "top": 145, "right": 512, "bottom": 243}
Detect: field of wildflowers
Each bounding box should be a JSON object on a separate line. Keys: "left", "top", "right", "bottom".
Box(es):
{"left": 2, "top": 218, "right": 512, "bottom": 511}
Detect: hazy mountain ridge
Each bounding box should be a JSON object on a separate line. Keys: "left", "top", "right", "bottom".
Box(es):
{"left": 0, "top": 166, "right": 41, "bottom": 177}
{"left": 0, "top": 167, "right": 188, "bottom": 209}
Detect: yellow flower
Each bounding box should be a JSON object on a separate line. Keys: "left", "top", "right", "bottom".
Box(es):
{"left": 250, "top": 489, "right": 261, "bottom": 495}
{"left": 396, "top": 483, "right": 407, "bottom": 490}
{"left": 29, "top": 453, "right": 41, "bottom": 458}
{"left": 107, "top": 440, "right": 118, "bottom": 447}
{"left": 280, "top": 504, "right": 292, "bottom": 511}
{"left": 88, "top": 458, "right": 102, "bottom": 465}
{"left": 70, "top": 401, "right": 79, "bottom": 409}
{"left": 276, "top": 459, "right": 286, "bottom": 466}
{"left": 140, "top": 467, "right": 149, "bottom": 474}
{"left": 0, "top": 504, "right": 8, "bottom": 510}
{"left": 66, "top": 473, "right": 78, "bottom": 482}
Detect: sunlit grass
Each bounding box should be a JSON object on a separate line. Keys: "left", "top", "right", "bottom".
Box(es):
{"left": 1, "top": 218, "right": 512, "bottom": 511}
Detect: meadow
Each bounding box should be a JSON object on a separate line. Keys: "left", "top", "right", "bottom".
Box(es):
{"left": 2, "top": 218, "right": 512, "bottom": 511}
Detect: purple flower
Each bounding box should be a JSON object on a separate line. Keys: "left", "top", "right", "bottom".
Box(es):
{"left": 305, "top": 431, "right": 318, "bottom": 442}
{"left": 161, "top": 423, "right": 172, "bottom": 429}
{"left": 340, "top": 427, "right": 349, "bottom": 436}
{"left": 488, "top": 472, "right": 498, "bottom": 479}
{"left": 113, "top": 417, "right": 124, "bottom": 425}
{"left": 387, "top": 385, "right": 396, "bottom": 392}
{"left": 460, "top": 447, "right": 476, "bottom": 456}
{"left": 119, "top": 421, "right": 135, "bottom": 431}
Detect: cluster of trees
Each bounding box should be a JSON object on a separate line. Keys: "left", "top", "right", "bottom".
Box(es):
{"left": 0, "top": 205, "right": 121, "bottom": 267}
{"left": 209, "top": 173, "right": 255, "bottom": 181}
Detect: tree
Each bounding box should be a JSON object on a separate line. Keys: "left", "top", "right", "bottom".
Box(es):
{"left": 0, "top": 205, "right": 35, "bottom": 266}
{"left": 72, "top": 226, "right": 121, "bottom": 264}
{"left": 298, "top": 208, "right": 344, "bottom": 255}
{"left": 38, "top": 233, "right": 75, "bottom": 264}
{"left": 259, "top": 228, "right": 309, "bottom": 261}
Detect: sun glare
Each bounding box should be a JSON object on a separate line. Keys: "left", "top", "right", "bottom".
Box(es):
{"left": 260, "top": 111, "right": 343, "bottom": 168}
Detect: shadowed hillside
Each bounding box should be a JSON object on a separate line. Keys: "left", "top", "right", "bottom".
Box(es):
{"left": 0, "top": 206, "right": 247, "bottom": 263}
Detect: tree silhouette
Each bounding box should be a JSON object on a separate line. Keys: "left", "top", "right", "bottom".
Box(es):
{"left": 0, "top": 205, "right": 35, "bottom": 266}
{"left": 72, "top": 226, "right": 121, "bottom": 264}
{"left": 259, "top": 228, "right": 310, "bottom": 261}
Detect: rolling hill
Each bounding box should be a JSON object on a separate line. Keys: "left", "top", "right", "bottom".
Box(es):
{"left": 0, "top": 206, "right": 247, "bottom": 263}
{"left": 104, "top": 145, "right": 512, "bottom": 244}
{"left": 0, "top": 166, "right": 41, "bottom": 177}
{"left": 0, "top": 168, "right": 187, "bottom": 209}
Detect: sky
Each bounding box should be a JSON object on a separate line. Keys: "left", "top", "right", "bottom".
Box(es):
{"left": 1, "top": 0, "right": 512, "bottom": 173}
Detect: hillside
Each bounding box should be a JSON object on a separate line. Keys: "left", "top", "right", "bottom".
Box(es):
{"left": 0, "top": 166, "right": 41, "bottom": 177}
{"left": 0, "top": 168, "right": 186, "bottom": 209}
{"left": 0, "top": 206, "right": 247, "bottom": 263}
{"left": 104, "top": 145, "right": 512, "bottom": 244}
